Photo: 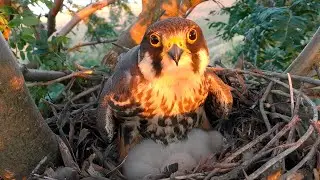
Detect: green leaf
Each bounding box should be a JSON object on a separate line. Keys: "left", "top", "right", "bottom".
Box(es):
{"left": 20, "top": 51, "right": 25, "bottom": 60}
{"left": 22, "top": 16, "right": 39, "bottom": 26}
{"left": 27, "top": 51, "right": 33, "bottom": 61}
{"left": 17, "top": 40, "right": 26, "bottom": 50}
{"left": 0, "top": 6, "right": 16, "bottom": 15}
{"left": 8, "top": 17, "right": 22, "bottom": 27}
{"left": 22, "top": 34, "right": 35, "bottom": 42}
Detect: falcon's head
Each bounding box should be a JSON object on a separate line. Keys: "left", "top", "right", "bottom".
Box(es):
{"left": 138, "top": 17, "right": 209, "bottom": 81}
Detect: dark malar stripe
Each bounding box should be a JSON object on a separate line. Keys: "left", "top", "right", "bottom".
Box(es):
{"left": 191, "top": 53, "right": 200, "bottom": 73}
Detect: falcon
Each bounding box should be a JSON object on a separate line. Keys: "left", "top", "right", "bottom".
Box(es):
{"left": 97, "top": 17, "right": 233, "bottom": 160}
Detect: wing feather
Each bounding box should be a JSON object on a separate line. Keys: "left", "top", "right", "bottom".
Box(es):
{"left": 96, "top": 45, "right": 140, "bottom": 142}
{"left": 204, "top": 68, "right": 233, "bottom": 120}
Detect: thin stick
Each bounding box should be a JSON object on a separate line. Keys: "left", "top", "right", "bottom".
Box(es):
{"left": 209, "top": 149, "right": 275, "bottom": 180}
{"left": 50, "top": 0, "right": 116, "bottom": 38}
{"left": 314, "top": 65, "right": 320, "bottom": 79}
{"left": 160, "top": 172, "right": 206, "bottom": 180}
{"left": 259, "top": 115, "right": 300, "bottom": 153}
{"left": 211, "top": 68, "right": 320, "bottom": 86}
{"left": 224, "top": 123, "right": 280, "bottom": 163}
{"left": 259, "top": 82, "right": 273, "bottom": 130}
{"left": 67, "top": 39, "right": 117, "bottom": 52}
{"left": 204, "top": 123, "right": 281, "bottom": 180}
{"left": 246, "top": 125, "right": 314, "bottom": 180}
{"left": 71, "top": 85, "right": 100, "bottom": 102}
{"left": 29, "top": 156, "right": 48, "bottom": 176}
{"left": 111, "top": 43, "right": 130, "bottom": 51}
{"left": 27, "top": 70, "right": 93, "bottom": 87}
{"left": 287, "top": 73, "right": 295, "bottom": 116}
{"left": 281, "top": 136, "right": 320, "bottom": 179}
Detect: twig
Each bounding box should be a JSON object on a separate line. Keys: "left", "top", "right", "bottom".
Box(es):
{"left": 246, "top": 125, "right": 314, "bottom": 180}
{"left": 26, "top": 70, "right": 93, "bottom": 87}
{"left": 224, "top": 123, "right": 280, "bottom": 163}
{"left": 259, "top": 115, "right": 300, "bottom": 153}
{"left": 111, "top": 43, "right": 130, "bottom": 51}
{"left": 281, "top": 136, "right": 320, "bottom": 179}
{"left": 293, "top": 85, "right": 304, "bottom": 116}
{"left": 50, "top": 0, "right": 116, "bottom": 39}
{"left": 210, "top": 162, "right": 240, "bottom": 169}
{"left": 259, "top": 82, "right": 273, "bottom": 130}
{"left": 204, "top": 123, "right": 281, "bottom": 180}
{"left": 265, "top": 111, "right": 291, "bottom": 122}
{"left": 160, "top": 172, "right": 206, "bottom": 180}
{"left": 71, "top": 85, "right": 100, "bottom": 102}
{"left": 29, "top": 156, "right": 48, "bottom": 177}
{"left": 314, "top": 64, "right": 320, "bottom": 79}
{"left": 67, "top": 39, "right": 117, "bottom": 52}
{"left": 20, "top": 65, "right": 70, "bottom": 82}
{"left": 31, "top": 174, "right": 58, "bottom": 180}
{"left": 211, "top": 0, "right": 225, "bottom": 8}
{"left": 287, "top": 73, "right": 295, "bottom": 116}
{"left": 270, "top": 90, "right": 291, "bottom": 98}
{"left": 212, "top": 68, "right": 320, "bottom": 86}
{"left": 71, "top": 102, "right": 96, "bottom": 115}
{"left": 104, "top": 156, "right": 127, "bottom": 176}
{"left": 209, "top": 149, "right": 275, "bottom": 180}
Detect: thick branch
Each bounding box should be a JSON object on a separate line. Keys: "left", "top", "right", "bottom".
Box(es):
{"left": 20, "top": 66, "right": 70, "bottom": 82}
{"left": 67, "top": 39, "right": 117, "bottom": 52}
{"left": 26, "top": 70, "right": 93, "bottom": 87}
{"left": 50, "top": 0, "right": 116, "bottom": 39}
{"left": 47, "top": 0, "right": 64, "bottom": 36}
{"left": 285, "top": 26, "right": 320, "bottom": 76}
{"left": 101, "top": 0, "right": 207, "bottom": 68}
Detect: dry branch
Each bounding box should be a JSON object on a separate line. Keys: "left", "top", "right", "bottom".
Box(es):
{"left": 50, "top": 0, "right": 116, "bottom": 39}
{"left": 20, "top": 66, "right": 70, "bottom": 82}
{"left": 26, "top": 70, "right": 94, "bottom": 87}
{"left": 67, "top": 39, "right": 117, "bottom": 52}
{"left": 47, "top": 0, "right": 64, "bottom": 36}
{"left": 247, "top": 125, "right": 314, "bottom": 180}
{"left": 212, "top": 68, "right": 320, "bottom": 86}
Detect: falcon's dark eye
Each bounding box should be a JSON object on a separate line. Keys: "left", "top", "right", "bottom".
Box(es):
{"left": 187, "top": 29, "right": 197, "bottom": 44}
{"left": 150, "top": 34, "right": 161, "bottom": 47}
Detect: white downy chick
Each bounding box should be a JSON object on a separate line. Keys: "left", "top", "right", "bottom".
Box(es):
{"left": 122, "top": 139, "right": 167, "bottom": 180}
{"left": 207, "top": 130, "right": 225, "bottom": 153}
{"left": 166, "top": 129, "right": 225, "bottom": 161}
{"left": 122, "top": 129, "right": 226, "bottom": 180}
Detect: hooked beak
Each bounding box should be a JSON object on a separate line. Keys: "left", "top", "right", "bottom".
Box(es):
{"left": 167, "top": 44, "right": 183, "bottom": 66}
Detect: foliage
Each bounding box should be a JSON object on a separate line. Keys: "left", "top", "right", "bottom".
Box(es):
{"left": 0, "top": 0, "right": 134, "bottom": 115}
{"left": 209, "top": 0, "right": 320, "bottom": 71}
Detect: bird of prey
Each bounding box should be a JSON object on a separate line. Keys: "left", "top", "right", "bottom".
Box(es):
{"left": 97, "top": 17, "right": 233, "bottom": 160}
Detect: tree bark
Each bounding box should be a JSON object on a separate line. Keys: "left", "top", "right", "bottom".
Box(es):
{"left": 101, "top": 0, "right": 207, "bottom": 68}
{"left": 47, "top": 0, "right": 64, "bottom": 36}
{"left": 0, "top": 33, "right": 59, "bottom": 179}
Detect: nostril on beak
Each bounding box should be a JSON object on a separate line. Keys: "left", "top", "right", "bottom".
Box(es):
{"left": 168, "top": 44, "right": 183, "bottom": 66}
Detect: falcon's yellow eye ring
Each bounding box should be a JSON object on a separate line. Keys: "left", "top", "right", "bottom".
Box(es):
{"left": 187, "top": 29, "right": 197, "bottom": 44}
{"left": 150, "top": 34, "right": 161, "bottom": 47}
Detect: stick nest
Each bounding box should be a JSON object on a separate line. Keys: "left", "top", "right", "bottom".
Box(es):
{"left": 30, "top": 65, "right": 320, "bottom": 180}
